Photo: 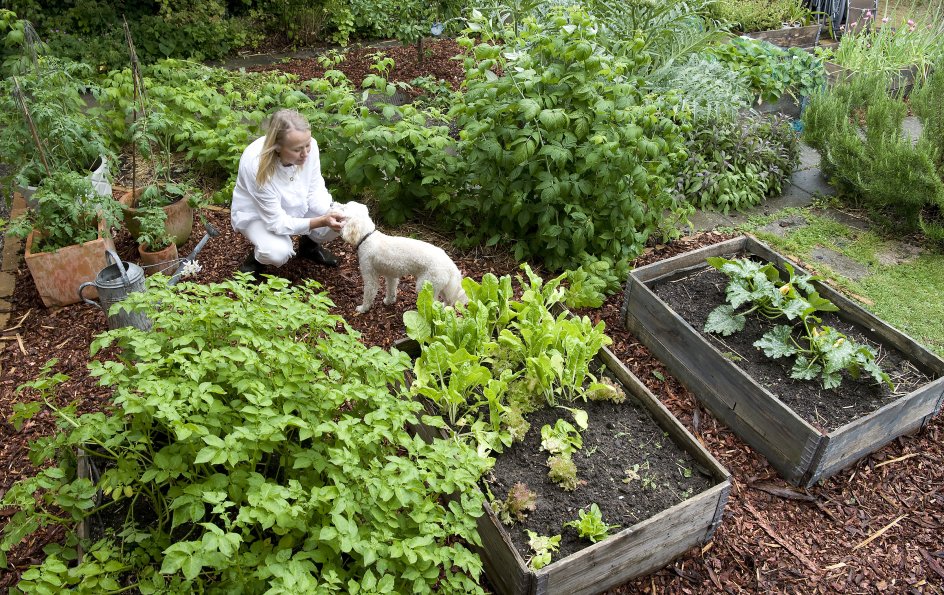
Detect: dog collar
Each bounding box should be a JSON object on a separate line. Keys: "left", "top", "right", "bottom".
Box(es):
{"left": 355, "top": 230, "right": 375, "bottom": 251}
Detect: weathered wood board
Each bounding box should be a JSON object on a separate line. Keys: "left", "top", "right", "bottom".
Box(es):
{"left": 747, "top": 24, "right": 822, "bottom": 49}
{"left": 622, "top": 235, "right": 944, "bottom": 487}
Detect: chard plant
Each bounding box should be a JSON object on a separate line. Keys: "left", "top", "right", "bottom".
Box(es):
{"left": 563, "top": 503, "right": 620, "bottom": 543}
{"left": 405, "top": 264, "right": 615, "bottom": 456}
{"left": 2, "top": 276, "right": 490, "bottom": 593}
{"left": 704, "top": 256, "right": 893, "bottom": 390}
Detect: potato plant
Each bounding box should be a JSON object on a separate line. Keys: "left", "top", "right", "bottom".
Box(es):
{"left": 2, "top": 275, "right": 490, "bottom": 593}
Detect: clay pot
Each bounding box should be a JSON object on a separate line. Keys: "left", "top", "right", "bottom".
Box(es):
{"left": 24, "top": 220, "right": 115, "bottom": 308}
{"left": 138, "top": 242, "right": 179, "bottom": 277}
{"left": 119, "top": 186, "right": 194, "bottom": 247}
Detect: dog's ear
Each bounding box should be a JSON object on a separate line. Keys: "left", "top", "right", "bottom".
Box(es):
{"left": 340, "top": 217, "right": 359, "bottom": 245}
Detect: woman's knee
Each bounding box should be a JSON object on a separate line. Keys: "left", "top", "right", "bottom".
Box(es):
{"left": 255, "top": 242, "right": 293, "bottom": 267}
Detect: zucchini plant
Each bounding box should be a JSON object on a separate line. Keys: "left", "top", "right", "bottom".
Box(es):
{"left": 704, "top": 256, "right": 893, "bottom": 390}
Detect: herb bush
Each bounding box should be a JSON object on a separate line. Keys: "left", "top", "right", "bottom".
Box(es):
{"left": 448, "top": 6, "right": 691, "bottom": 279}
{"left": 817, "top": 9, "right": 944, "bottom": 84}
{"left": 675, "top": 111, "right": 800, "bottom": 213}
{"left": 802, "top": 71, "right": 944, "bottom": 243}
{"left": 708, "top": 0, "right": 817, "bottom": 33}
{"left": 709, "top": 37, "right": 827, "bottom": 104}
{"left": 1, "top": 276, "right": 489, "bottom": 593}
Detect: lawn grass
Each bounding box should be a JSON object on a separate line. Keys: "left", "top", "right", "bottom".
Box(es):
{"left": 743, "top": 208, "right": 944, "bottom": 356}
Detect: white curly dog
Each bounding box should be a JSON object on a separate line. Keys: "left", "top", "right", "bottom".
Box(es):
{"left": 338, "top": 202, "right": 468, "bottom": 314}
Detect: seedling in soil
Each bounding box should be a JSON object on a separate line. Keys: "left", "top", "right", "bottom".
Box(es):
{"left": 526, "top": 530, "right": 561, "bottom": 570}
{"left": 564, "top": 503, "right": 620, "bottom": 543}
{"left": 494, "top": 482, "right": 538, "bottom": 525}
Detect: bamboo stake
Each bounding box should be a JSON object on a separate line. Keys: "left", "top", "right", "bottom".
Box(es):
{"left": 12, "top": 77, "right": 51, "bottom": 175}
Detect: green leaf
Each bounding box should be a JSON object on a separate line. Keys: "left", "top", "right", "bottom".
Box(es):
{"left": 704, "top": 305, "right": 745, "bottom": 336}
{"left": 753, "top": 326, "right": 797, "bottom": 359}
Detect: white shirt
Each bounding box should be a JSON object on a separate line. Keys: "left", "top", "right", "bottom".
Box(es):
{"left": 230, "top": 136, "right": 333, "bottom": 236}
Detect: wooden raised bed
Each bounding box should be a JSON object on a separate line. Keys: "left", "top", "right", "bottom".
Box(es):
{"left": 397, "top": 339, "right": 731, "bottom": 595}
{"left": 746, "top": 23, "right": 823, "bottom": 49}
{"left": 622, "top": 235, "right": 944, "bottom": 487}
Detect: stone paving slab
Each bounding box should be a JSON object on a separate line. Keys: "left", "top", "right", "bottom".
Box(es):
{"left": 0, "top": 193, "right": 27, "bottom": 329}
{"left": 788, "top": 168, "right": 836, "bottom": 197}
{"left": 810, "top": 246, "right": 872, "bottom": 280}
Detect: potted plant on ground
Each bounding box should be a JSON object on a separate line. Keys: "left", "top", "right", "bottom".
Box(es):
{"left": 133, "top": 206, "right": 178, "bottom": 276}
{"left": 110, "top": 20, "right": 195, "bottom": 247}
{"left": 4, "top": 169, "right": 122, "bottom": 307}
{"left": 119, "top": 179, "right": 195, "bottom": 248}
{"left": 0, "top": 57, "right": 113, "bottom": 206}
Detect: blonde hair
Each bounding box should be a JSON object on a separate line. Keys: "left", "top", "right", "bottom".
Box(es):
{"left": 255, "top": 109, "right": 311, "bottom": 186}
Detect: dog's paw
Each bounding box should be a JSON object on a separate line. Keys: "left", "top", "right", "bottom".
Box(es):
{"left": 383, "top": 296, "right": 397, "bottom": 306}
{"left": 355, "top": 304, "right": 370, "bottom": 314}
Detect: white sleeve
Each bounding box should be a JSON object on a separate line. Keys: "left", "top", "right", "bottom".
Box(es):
{"left": 240, "top": 159, "right": 311, "bottom": 236}
{"left": 305, "top": 139, "right": 334, "bottom": 216}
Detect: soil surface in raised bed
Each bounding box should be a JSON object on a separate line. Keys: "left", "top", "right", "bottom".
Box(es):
{"left": 651, "top": 260, "right": 934, "bottom": 432}
{"left": 485, "top": 372, "right": 718, "bottom": 562}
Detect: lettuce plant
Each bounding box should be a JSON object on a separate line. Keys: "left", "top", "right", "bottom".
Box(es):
{"left": 405, "top": 264, "right": 613, "bottom": 455}
{"left": 525, "top": 530, "right": 561, "bottom": 570}
{"left": 564, "top": 503, "right": 620, "bottom": 543}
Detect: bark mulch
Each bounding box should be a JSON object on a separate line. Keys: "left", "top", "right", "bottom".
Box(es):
{"left": 2, "top": 38, "right": 943, "bottom": 593}
{"left": 2, "top": 219, "right": 942, "bottom": 593}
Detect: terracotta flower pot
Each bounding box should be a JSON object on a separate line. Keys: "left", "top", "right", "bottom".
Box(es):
{"left": 24, "top": 220, "right": 115, "bottom": 308}
{"left": 138, "top": 242, "right": 179, "bottom": 277}
{"left": 119, "top": 187, "right": 194, "bottom": 247}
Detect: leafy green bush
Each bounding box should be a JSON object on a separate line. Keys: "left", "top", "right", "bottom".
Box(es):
{"left": 709, "top": 37, "right": 827, "bottom": 104}
{"left": 708, "top": 0, "right": 817, "bottom": 33}
{"left": 94, "top": 60, "right": 306, "bottom": 202}
{"left": 2, "top": 276, "right": 489, "bottom": 593}
{"left": 802, "top": 71, "right": 944, "bottom": 243}
{"left": 5, "top": 169, "right": 122, "bottom": 252}
{"left": 18, "top": 0, "right": 264, "bottom": 70}
{"left": 300, "top": 64, "right": 461, "bottom": 225}
{"left": 449, "top": 5, "right": 690, "bottom": 276}
{"left": 675, "top": 111, "right": 799, "bottom": 213}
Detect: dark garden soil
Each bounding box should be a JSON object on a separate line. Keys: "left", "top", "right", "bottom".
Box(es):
{"left": 245, "top": 37, "right": 467, "bottom": 95}
{"left": 2, "top": 39, "right": 944, "bottom": 593}
{"left": 485, "top": 380, "right": 718, "bottom": 562}
{"left": 651, "top": 262, "right": 934, "bottom": 432}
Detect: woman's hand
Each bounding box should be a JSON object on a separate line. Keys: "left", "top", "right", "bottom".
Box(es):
{"left": 309, "top": 211, "right": 346, "bottom": 231}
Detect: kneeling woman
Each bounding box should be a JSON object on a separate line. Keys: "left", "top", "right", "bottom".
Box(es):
{"left": 231, "top": 109, "right": 346, "bottom": 274}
